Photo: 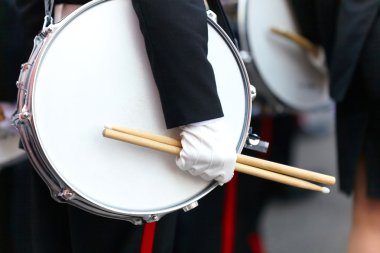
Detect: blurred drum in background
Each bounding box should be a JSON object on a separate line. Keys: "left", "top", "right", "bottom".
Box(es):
{"left": 237, "top": 0, "right": 332, "bottom": 113}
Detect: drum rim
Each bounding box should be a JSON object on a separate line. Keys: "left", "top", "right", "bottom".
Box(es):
{"left": 16, "top": 0, "right": 252, "bottom": 222}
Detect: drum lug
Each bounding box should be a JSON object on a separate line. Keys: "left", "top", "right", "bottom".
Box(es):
{"left": 18, "top": 111, "right": 30, "bottom": 121}
{"left": 14, "top": 105, "right": 31, "bottom": 125}
{"left": 250, "top": 84, "right": 256, "bottom": 101}
{"left": 58, "top": 188, "right": 76, "bottom": 200}
{"left": 183, "top": 201, "right": 199, "bottom": 212}
{"left": 244, "top": 128, "right": 269, "bottom": 153}
{"left": 144, "top": 214, "right": 160, "bottom": 223}
{"left": 239, "top": 50, "right": 252, "bottom": 64}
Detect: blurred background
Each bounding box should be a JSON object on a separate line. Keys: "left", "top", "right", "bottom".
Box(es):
{"left": 261, "top": 114, "right": 351, "bottom": 253}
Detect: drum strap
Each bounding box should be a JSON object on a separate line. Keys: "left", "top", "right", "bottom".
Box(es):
{"left": 207, "top": 0, "right": 238, "bottom": 47}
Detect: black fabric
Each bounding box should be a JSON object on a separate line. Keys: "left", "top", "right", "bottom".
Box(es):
{"left": 336, "top": 71, "right": 380, "bottom": 198}
{"left": 332, "top": 2, "right": 380, "bottom": 198}
{"left": 0, "top": 0, "right": 27, "bottom": 102}
{"left": 329, "top": 0, "right": 380, "bottom": 101}
{"left": 0, "top": 160, "right": 33, "bottom": 253}
{"left": 358, "top": 10, "right": 380, "bottom": 99}
{"left": 54, "top": 0, "right": 90, "bottom": 4}
{"left": 131, "top": 0, "right": 224, "bottom": 128}
{"left": 289, "top": 0, "right": 339, "bottom": 66}
{"left": 173, "top": 186, "right": 225, "bottom": 253}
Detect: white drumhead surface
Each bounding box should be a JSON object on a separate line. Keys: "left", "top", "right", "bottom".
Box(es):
{"left": 32, "top": 0, "right": 248, "bottom": 214}
{"left": 245, "top": 0, "right": 330, "bottom": 111}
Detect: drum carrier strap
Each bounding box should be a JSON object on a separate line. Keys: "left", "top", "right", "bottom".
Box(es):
{"left": 43, "top": 0, "right": 55, "bottom": 29}
{"left": 207, "top": 0, "right": 238, "bottom": 47}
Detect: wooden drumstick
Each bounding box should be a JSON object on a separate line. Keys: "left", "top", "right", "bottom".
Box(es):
{"left": 102, "top": 128, "right": 330, "bottom": 194}
{"left": 270, "top": 27, "right": 320, "bottom": 58}
{"left": 106, "top": 125, "right": 336, "bottom": 186}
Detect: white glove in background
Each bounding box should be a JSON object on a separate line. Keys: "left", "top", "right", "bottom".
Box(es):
{"left": 176, "top": 118, "right": 237, "bottom": 185}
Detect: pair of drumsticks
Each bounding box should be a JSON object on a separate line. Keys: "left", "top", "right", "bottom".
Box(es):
{"left": 103, "top": 125, "right": 335, "bottom": 193}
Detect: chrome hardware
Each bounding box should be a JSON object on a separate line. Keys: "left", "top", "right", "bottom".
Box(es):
{"left": 244, "top": 128, "right": 269, "bottom": 153}
{"left": 130, "top": 218, "right": 143, "bottom": 225}
{"left": 42, "top": 15, "right": 54, "bottom": 31}
{"left": 207, "top": 10, "right": 217, "bottom": 23}
{"left": 42, "top": 26, "right": 53, "bottom": 36}
{"left": 240, "top": 50, "right": 252, "bottom": 63}
{"left": 183, "top": 201, "right": 198, "bottom": 212}
{"left": 145, "top": 214, "right": 159, "bottom": 223}
{"left": 250, "top": 84, "right": 256, "bottom": 101}
{"left": 16, "top": 63, "right": 32, "bottom": 93}
{"left": 58, "top": 188, "right": 76, "bottom": 200}
{"left": 16, "top": 81, "right": 23, "bottom": 89}
{"left": 18, "top": 109, "right": 30, "bottom": 122}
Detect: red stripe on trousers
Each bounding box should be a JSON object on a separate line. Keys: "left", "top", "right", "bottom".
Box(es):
{"left": 222, "top": 174, "right": 238, "bottom": 253}
{"left": 259, "top": 116, "right": 273, "bottom": 160}
{"left": 140, "top": 223, "right": 157, "bottom": 253}
{"left": 248, "top": 233, "right": 266, "bottom": 253}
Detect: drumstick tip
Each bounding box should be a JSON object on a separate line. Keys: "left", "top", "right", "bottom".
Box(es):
{"left": 104, "top": 124, "right": 113, "bottom": 130}
{"left": 322, "top": 187, "right": 330, "bottom": 194}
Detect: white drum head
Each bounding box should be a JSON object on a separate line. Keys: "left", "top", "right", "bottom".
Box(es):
{"left": 30, "top": 0, "right": 249, "bottom": 216}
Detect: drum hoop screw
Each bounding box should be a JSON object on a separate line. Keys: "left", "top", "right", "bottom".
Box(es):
{"left": 145, "top": 214, "right": 159, "bottom": 223}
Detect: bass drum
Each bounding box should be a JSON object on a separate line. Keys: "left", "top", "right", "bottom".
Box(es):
{"left": 238, "top": 0, "right": 331, "bottom": 112}
{"left": 15, "top": 0, "right": 252, "bottom": 224}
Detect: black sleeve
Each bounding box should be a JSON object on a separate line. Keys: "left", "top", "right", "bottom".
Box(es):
{"left": 132, "top": 0, "right": 224, "bottom": 129}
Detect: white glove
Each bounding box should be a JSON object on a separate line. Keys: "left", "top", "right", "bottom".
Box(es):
{"left": 176, "top": 118, "right": 237, "bottom": 185}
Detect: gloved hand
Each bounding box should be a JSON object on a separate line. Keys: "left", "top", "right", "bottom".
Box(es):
{"left": 176, "top": 118, "right": 237, "bottom": 185}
